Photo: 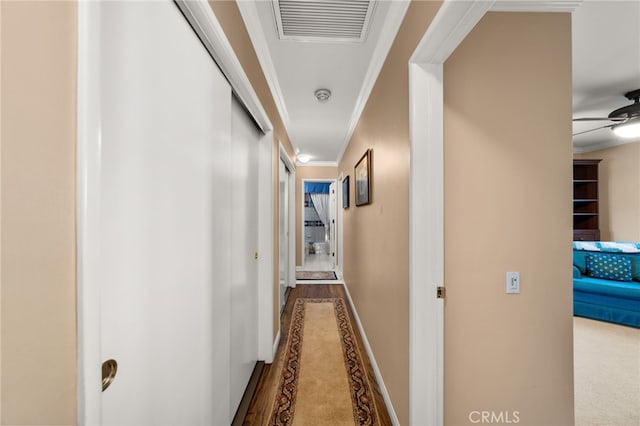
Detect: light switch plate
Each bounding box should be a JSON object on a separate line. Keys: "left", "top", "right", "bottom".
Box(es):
{"left": 506, "top": 271, "right": 520, "bottom": 294}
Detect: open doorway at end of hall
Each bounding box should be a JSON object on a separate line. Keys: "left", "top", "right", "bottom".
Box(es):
{"left": 301, "top": 180, "right": 337, "bottom": 271}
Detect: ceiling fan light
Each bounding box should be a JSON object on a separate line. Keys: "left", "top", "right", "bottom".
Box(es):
{"left": 612, "top": 119, "right": 640, "bottom": 138}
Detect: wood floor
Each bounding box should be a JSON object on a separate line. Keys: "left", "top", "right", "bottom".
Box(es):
{"left": 240, "top": 284, "right": 393, "bottom": 425}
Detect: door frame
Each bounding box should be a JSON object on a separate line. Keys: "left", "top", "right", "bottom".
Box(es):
{"left": 408, "top": 3, "right": 495, "bottom": 424}
{"left": 337, "top": 173, "right": 345, "bottom": 276}
{"left": 279, "top": 142, "right": 296, "bottom": 294}
{"left": 76, "top": 1, "right": 275, "bottom": 423}
{"left": 408, "top": 1, "right": 581, "bottom": 424}
{"left": 300, "top": 178, "right": 338, "bottom": 270}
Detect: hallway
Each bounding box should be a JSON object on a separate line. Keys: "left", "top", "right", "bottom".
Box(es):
{"left": 2, "top": 1, "right": 578, "bottom": 424}
{"left": 240, "top": 284, "right": 392, "bottom": 425}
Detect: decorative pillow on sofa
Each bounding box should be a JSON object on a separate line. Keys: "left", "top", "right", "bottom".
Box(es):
{"left": 586, "top": 253, "right": 633, "bottom": 282}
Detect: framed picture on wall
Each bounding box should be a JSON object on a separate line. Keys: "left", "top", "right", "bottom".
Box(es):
{"left": 355, "top": 149, "right": 371, "bottom": 206}
{"left": 342, "top": 176, "right": 350, "bottom": 209}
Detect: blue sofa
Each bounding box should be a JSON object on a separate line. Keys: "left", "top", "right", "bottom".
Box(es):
{"left": 573, "top": 241, "right": 640, "bottom": 328}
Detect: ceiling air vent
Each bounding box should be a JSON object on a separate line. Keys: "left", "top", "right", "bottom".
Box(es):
{"left": 272, "top": 0, "right": 375, "bottom": 43}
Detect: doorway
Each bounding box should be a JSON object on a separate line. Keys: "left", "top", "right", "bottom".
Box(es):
{"left": 300, "top": 179, "right": 337, "bottom": 271}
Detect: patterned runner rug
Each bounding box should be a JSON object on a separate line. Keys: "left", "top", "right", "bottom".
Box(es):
{"left": 270, "top": 298, "right": 378, "bottom": 425}
{"left": 295, "top": 270, "right": 338, "bottom": 280}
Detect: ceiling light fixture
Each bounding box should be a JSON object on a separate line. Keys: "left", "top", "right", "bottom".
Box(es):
{"left": 612, "top": 118, "right": 640, "bottom": 139}
{"left": 314, "top": 88, "right": 331, "bottom": 103}
{"left": 297, "top": 154, "right": 311, "bottom": 164}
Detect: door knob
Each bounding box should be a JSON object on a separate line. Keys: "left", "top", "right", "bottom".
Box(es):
{"left": 102, "top": 359, "right": 118, "bottom": 392}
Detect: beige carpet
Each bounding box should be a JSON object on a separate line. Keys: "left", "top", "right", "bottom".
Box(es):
{"left": 270, "top": 298, "right": 378, "bottom": 425}
{"left": 574, "top": 317, "right": 640, "bottom": 426}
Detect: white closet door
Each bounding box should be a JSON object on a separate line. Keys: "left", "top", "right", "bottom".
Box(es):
{"left": 99, "top": 2, "right": 231, "bottom": 424}
{"left": 230, "top": 98, "right": 260, "bottom": 417}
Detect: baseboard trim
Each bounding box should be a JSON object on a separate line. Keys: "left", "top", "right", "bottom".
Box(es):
{"left": 341, "top": 282, "right": 400, "bottom": 425}
{"left": 231, "top": 361, "right": 265, "bottom": 426}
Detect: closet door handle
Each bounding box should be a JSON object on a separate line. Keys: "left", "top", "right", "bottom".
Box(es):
{"left": 102, "top": 359, "right": 118, "bottom": 392}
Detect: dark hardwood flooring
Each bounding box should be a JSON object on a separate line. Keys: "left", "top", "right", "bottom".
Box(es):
{"left": 241, "top": 284, "right": 393, "bottom": 425}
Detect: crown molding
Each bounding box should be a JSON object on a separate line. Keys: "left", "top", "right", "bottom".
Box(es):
{"left": 490, "top": 1, "right": 583, "bottom": 13}
{"left": 236, "top": 1, "right": 291, "bottom": 132}
{"left": 336, "top": 0, "right": 411, "bottom": 164}
{"left": 410, "top": 0, "right": 581, "bottom": 64}
{"left": 411, "top": 1, "right": 495, "bottom": 65}
{"left": 296, "top": 160, "right": 339, "bottom": 168}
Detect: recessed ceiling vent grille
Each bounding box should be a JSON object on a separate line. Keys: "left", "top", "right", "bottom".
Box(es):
{"left": 273, "top": 0, "right": 375, "bottom": 43}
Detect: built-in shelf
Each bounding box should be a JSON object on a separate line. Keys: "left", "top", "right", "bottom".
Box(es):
{"left": 573, "top": 159, "right": 601, "bottom": 241}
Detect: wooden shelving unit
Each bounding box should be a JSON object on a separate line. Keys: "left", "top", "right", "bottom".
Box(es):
{"left": 573, "top": 159, "right": 601, "bottom": 241}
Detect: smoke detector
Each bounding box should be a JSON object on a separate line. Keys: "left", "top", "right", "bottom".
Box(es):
{"left": 314, "top": 88, "right": 332, "bottom": 103}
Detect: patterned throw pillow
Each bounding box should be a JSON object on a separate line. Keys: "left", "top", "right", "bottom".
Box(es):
{"left": 586, "top": 253, "right": 633, "bottom": 282}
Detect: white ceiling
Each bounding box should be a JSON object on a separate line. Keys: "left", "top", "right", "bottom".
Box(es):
{"left": 572, "top": 0, "right": 640, "bottom": 152}
{"left": 237, "top": 0, "right": 408, "bottom": 165}
{"left": 238, "top": 0, "right": 640, "bottom": 162}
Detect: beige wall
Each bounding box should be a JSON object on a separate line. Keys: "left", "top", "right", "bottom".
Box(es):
{"left": 338, "top": 2, "right": 442, "bottom": 423}
{"left": 443, "top": 12, "right": 574, "bottom": 425}
{"left": 1, "top": 2, "right": 78, "bottom": 424}
{"left": 295, "top": 166, "right": 338, "bottom": 266}
{"left": 576, "top": 142, "right": 640, "bottom": 241}
{"left": 208, "top": 1, "right": 296, "bottom": 337}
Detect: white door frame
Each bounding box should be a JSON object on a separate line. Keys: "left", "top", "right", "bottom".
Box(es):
{"left": 300, "top": 178, "right": 338, "bottom": 270}
{"left": 329, "top": 181, "right": 337, "bottom": 270}
{"left": 409, "top": 2, "right": 494, "bottom": 425}
{"left": 279, "top": 143, "right": 296, "bottom": 291}
{"left": 408, "top": 1, "right": 581, "bottom": 424}
{"left": 76, "top": 1, "right": 276, "bottom": 423}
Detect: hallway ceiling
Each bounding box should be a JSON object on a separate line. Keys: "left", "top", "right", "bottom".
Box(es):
{"left": 572, "top": 0, "right": 640, "bottom": 153}
{"left": 237, "top": 0, "right": 409, "bottom": 165}
{"left": 238, "top": 1, "right": 640, "bottom": 161}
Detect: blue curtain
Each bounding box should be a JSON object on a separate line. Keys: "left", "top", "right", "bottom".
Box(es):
{"left": 304, "top": 182, "right": 330, "bottom": 194}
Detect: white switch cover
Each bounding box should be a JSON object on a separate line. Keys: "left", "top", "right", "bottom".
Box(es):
{"left": 506, "top": 272, "right": 520, "bottom": 294}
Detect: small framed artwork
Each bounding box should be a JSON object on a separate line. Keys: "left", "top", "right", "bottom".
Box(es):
{"left": 355, "top": 149, "right": 371, "bottom": 206}
{"left": 342, "top": 176, "right": 350, "bottom": 209}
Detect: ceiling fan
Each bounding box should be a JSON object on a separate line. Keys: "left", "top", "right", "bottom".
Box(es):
{"left": 573, "top": 89, "right": 640, "bottom": 138}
